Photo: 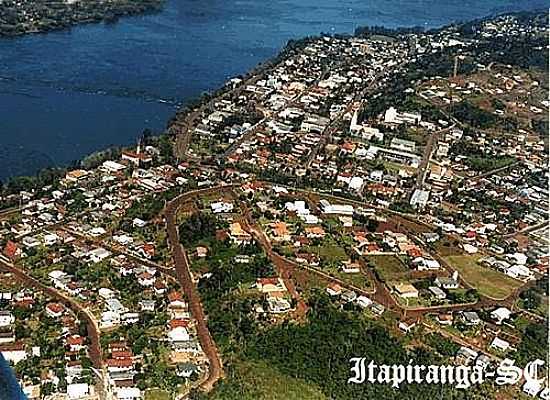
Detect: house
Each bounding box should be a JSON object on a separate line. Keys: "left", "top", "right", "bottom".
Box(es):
{"left": 176, "top": 362, "right": 199, "bottom": 378}
{"left": 106, "top": 357, "right": 134, "bottom": 373}
{"left": 139, "top": 300, "right": 155, "bottom": 312}
{"left": 115, "top": 387, "right": 141, "bottom": 400}
{"left": 121, "top": 313, "right": 139, "bottom": 325}
{"left": 137, "top": 272, "right": 155, "bottom": 287}
{"left": 398, "top": 318, "right": 417, "bottom": 333}
{"left": 429, "top": 286, "right": 447, "bottom": 300}
{"left": 66, "top": 335, "right": 85, "bottom": 352}
{"left": 100, "top": 311, "right": 121, "bottom": 329}
{"left": 506, "top": 264, "right": 533, "bottom": 280}
{"left": 461, "top": 311, "right": 481, "bottom": 326}
{"left": 267, "top": 293, "right": 292, "bottom": 314}
{"left": 106, "top": 298, "right": 126, "bottom": 314}
{"left": 340, "top": 261, "right": 360, "bottom": 274}
{"left": 0, "top": 342, "right": 27, "bottom": 364}
{"left": 475, "top": 354, "right": 492, "bottom": 370}
{"left": 339, "top": 216, "right": 353, "bottom": 227}
{"left": 413, "top": 257, "right": 441, "bottom": 271}
{"left": 304, "top": 226, "right": 325, "bottom": 238}
{"left": 153, "top": 280, "right": 167, "bottom": 295}
{"left": 256, "top": 278, "right": 286, "bottom": 293}
{"left": 168, "top": 327, "right": 190, "bottom": 343}
{"left": 132, "top": 218, "right": 147, "bottom": 228}
{"left": 355, "top": 295, "right": 372, "bottom": 309}
{"left": 270, "top": 221, "right": 291, "bottom": 242}
{"left": 137, "top": 243, "right": 155, "bottom": 259}
{"left": 65, "top": 170, "right": 90, "bottom": 183}
{"left": 67, "top": 383, "right": 90, "bottom": 399}
{"left": 3, "top": 241, "right": 21, "bottom": 260}
{"left": 410, "top": 189, "right": 430, "bottom": 209}
{"left": 435, "top": 272, "right": 459, "bottom": 290}
{"left": 98, "top": 288, "right": 116, "bottom": 300}
{"left": 341, "top": 290, "right": 357, "bottom": 303}
{"left": 421, "top": 232, "right": 440, "bottom": 243}
{"left": 234, "top": 255, "right": 251, "bottom": 264}
{"left": 326, "top": 283, "right": 342, "bottom": 296}
{"left": 393, "top": 283, "right": 419, "bottom": 299}
{"left": 0, "top": 311, "right": 14, "bottom": 327}
{"left": 490, "top": 337, "right": 510, "bottom": 352}
{"left": 45, "top": 303, "right": 65, "bottom": 318}
{"left": 196, "top": 246, "right": 208, "bottom": 258}
{"left": 88, "top": 248, "right": 111, "bottom": 263}
{"left": 228, "top": 222, "right": 252, "bottom": 245}
{"left": 456, "top": 346, "right": 478, "bottom": 365}
{"left": 167, "top": 292, "right": 187, "bottom": 308}
{"left": 211, "top": 201, "right": 234, "bottom": 214}
{"left": 371, "top": 303, "right": 385, "bottom": 315}
{"left": 490, "top": 307, "right": 512, "bottom": 325}
{"left": 21, "top": 236, "right": 40, "bottom": 248}
{"left": 121, "top": 150, "right": 152, "bottom": 166}
{"left": 436, "top": 313, "right": 453, "bottom": 325}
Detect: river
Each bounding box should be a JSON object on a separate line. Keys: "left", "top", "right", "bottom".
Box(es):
{"left": 0, "top": 0, "right": 545, "bottom": 180}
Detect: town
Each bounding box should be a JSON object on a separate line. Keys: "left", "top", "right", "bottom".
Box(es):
{"left": 0, "top": 10, "right": 547, "bottom": 400}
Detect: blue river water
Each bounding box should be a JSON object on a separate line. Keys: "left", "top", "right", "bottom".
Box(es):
{"left": 0, "top": 353, "right": 26, "bottom": 400}
{"left": 0, "top": 0, "right": 546, "bottom": 180}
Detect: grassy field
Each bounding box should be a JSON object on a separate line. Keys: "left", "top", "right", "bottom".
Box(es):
{"left": 325, "top": 267, "right": 372, "bottom": 291}
{"left": 305, "top": 244, "right": 348, "bottom": 264}
{"left": 205, "top": 360, "right": 328, "bottom": 400}
{"left": 444, "top": 255, "right": 522, "bottom": 299}
{"left": 144, "top": 389, "right": 171, "bottom": 400}
{"left": 367, "top": 255, "right": 409, "bottom": 282}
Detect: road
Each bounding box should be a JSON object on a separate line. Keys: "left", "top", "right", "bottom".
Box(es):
{"left": 412, "top": 124, "right": 455, "bottom": 191}
{"left": 0, "top": 258, "right": 103, "bottom": 369}
{"left": 164, "top": 191, "right": 225, "bottom": 392}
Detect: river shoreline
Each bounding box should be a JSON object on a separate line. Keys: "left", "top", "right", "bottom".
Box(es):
{"left": 0, "top": 0, "right": 164, "bottom": 38}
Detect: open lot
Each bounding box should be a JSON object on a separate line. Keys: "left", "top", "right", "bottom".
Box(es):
{"left": 444, "top": 255, "right": 522, "bottom": 299}
{"left": 367, "top": 255, "right": 409, "bottom": 282}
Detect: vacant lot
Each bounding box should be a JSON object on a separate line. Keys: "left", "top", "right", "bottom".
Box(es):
{"left": 444, "top": 255, "right": 522, "bottom": 299}
{"left": 305, "top": 244, "right": 348, "bottom": 264}
{"left": 367, "top": 255, "right": 409, "bottom": 282}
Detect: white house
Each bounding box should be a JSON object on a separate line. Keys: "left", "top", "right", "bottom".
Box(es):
{"left": 355, "top": 296, "right": 373, "bottom": 309}
{"left": 0, "top": 343, "right": 27, "bottom": 364}
{"left": 0, "top": 311, "right": 14, "bottom": 327}
{"left": 490, "top": 337, "right": 510, "bottom": 352}
{"left": 490, "top": 307, "right": 512, "bottom": 325}
{"left": 115, "top": 387, "right": 141, "bottom": 400}
{"left": 88, "top": 248, "right": 111, "bottom": 263}
{"left": 67, "top": 383, "right": 90, "bottom": 400}
{"left": 168, "top": 327, "right": 190, "bottom": 343}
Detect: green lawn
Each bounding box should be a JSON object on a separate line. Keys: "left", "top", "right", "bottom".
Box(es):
{"left": 305, "top": 244, "right": 348, "bottom": 264}
{"left": 144, "top": 389, "right": 171, "bottom": 400}
{"left": 205, "top": 361, "right": 328, "bottom": 400}
{"left": 367, "top": 255, "right": 409, "bottom": 282}
{"left": 325, "top": 267, "right": 371, "bottom": 291}
{"left": 444, "top": 255, "right": 522, "bottom": 299}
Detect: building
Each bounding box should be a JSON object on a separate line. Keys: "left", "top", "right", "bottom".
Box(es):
{"left": 390, "top": 138, "right": 416, "bottom": 153}
{"left": 490, "top": 307, "right": 512, "bottom": 325}
{"left": 393, "top": 283, "right": 419, "bottom": 298}
{"left": 410, "top": 189, "right": 430, "bottom": 209}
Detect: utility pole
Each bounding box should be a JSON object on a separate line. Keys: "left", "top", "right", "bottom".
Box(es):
{"left": 453, "top": 55, "right": 459, "bottom": 78}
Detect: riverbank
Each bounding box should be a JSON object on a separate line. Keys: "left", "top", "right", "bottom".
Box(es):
{"left": 0, "top": 2, "right": 545, "bottom": 181}
{"left": 0, "top": 0, "right": 164, "bottom": 37}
